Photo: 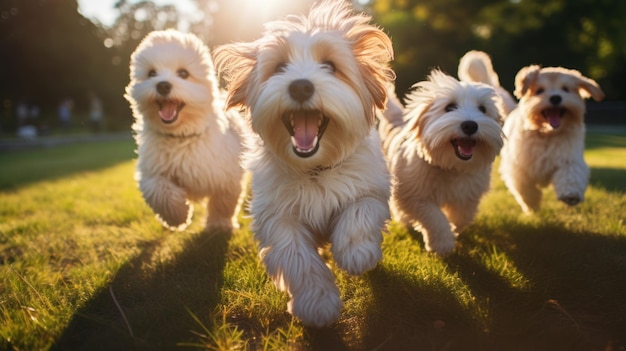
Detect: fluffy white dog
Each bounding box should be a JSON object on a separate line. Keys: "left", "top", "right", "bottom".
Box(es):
{"left": 379, "top": 70, "right": 504, "bottom": 255}
{"left": 214, "top": 0, "right": 394, "bottom": 327}
{"left": 497, "top": 64, "right": 605, "bottom": 213}
{"left": 125, "top": 30, "right": 246, "bottom": 231}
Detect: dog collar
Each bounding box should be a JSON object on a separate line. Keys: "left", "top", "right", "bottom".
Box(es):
{"left": 306, "top": 162, "right": 342, "bottom": 176}
{"left": 155, "top": 130, "right": 204, "bottom": 139}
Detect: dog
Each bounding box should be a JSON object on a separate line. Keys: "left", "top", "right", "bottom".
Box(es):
{"left": 125, "top": 29, "right": 247, "bottom": 232}
{"left": 496, "top": 64, "right": 605, "bottom": 213}
{"left": 214, "top": 0, "right": 394, "bottom": 327}
{"left": 379, "top": 70, "right": 504, "bottom": 255}
{"left": 458, "top": 50, "right": 517, "bottom": 115}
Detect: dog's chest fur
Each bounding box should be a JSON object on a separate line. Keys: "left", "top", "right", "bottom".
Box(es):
{"left": 394, "top": 154, "right": 491, "bottom": 205}
{"left": 503, "top": 113, "right": 586, "bottom": 185}
{"left": 249, "top": 136, "right": 390, "bottom": 234}
{"left": 137, "top": 127, "right": 241, "bottom": 198}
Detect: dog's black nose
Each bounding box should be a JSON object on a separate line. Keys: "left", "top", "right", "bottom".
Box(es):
{"left": 461, "top": 121, "right": 478, "bottom": 135}
{"left": 156, "top": 81, "right": 172, "bottom": 96}
{"left": 288, "top": 79, "right": 315, "bottom": 102}
{"left": 550, "top": 95, "right": 562, "bottom": 105}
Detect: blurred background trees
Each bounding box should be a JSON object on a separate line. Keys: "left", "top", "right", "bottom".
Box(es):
{"left": 0, "top": 0, "right": 624, "bottom": 134}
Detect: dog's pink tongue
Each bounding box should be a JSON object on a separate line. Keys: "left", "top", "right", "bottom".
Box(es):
{"left": 292, "top": 111, "right": 320, "bottom": 151}
{"left": 545, "top": 108, "right": 561, "bottom": 128}
{"left": 159, "top": 101, "right": 178, "bottom": 122}
{"left": 457, "top": 139, "right": 474, "bottom": 157}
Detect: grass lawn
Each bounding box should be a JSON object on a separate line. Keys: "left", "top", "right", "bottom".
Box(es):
{"left": 1, "top": 130, "right": 625, "bottom": 351}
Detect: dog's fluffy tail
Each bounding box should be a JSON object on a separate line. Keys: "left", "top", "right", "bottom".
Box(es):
{"left": 377, "top": 83, "right": 405, "bottom": 154}
{"left": 458, "top": 50, "right": 517, "bottom": 115}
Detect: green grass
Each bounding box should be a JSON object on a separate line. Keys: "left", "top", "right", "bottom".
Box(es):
{"left": 1, "top": 132, "right": 625, "bottom": 351}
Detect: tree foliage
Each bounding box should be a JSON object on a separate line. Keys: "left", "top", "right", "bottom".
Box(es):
{"left": 0, "top": 0, "right": 623, "bottom": 133}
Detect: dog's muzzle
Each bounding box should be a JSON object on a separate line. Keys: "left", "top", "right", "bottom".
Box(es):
{"left": 282, "top": 110, "right": 330, "bottom": 158}
{"left": 542, "top": 107, "right": 565, "bottom": 128}
{"left": 451, "top": 121, "right": 478, "bottom": 160}
{"left": 155, "top": 81, "right": 185, "bottom": 124}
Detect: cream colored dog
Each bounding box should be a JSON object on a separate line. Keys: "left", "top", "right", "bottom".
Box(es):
{"left": 125, "top": 30, "right": 246, "bottom": 231}
{"left": 379, "top": 70, "right": 504, "bottom": 255}
{"left": 497, "top": 65, "right": 604, "bottom": 213}
{"left": 214, "top": 0, "right": 394, "bottom": 327}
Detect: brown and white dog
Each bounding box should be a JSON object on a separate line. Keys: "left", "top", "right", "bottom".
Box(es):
{"left": 214, "top": 0, "right": 394, "bottom": 327}
{"left": 498, "top": 65, "right": 604, "bottom": 213}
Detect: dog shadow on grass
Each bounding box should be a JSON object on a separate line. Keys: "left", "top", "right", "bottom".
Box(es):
{"left": 448, "top": 222, "right": 626, "bottom": 350}
{"left": 51, "top": 228, "right": 232, "bottom": 351}
{"left": 357, "top": 220, "right": 626, "bottom": 351}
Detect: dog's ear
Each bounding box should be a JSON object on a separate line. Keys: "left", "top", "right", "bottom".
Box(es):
{"left": 404, "top": 100, "right": 433, "bottom": 140}
{"left": 350, "top": 26, "right": 395, "bottom": 121}
{"left": 574, "top": 73, "right": 605, "bottom": 102}
{"left": 213, "top": 42, "right": 258, "bottom": 109}
{"left": 514, "top": 65, "right": 541, "bottom": 99}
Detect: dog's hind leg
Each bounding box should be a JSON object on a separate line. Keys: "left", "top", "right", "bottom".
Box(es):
{"left": 205, "top": 179, "right": 245, "bottom": 231}
{"left": 444, "top": 197, "right": 480, "bottom": 235}
{"left": 330, "top": 196, "right": 388, "bottom": 276}
{"left": 139, "top": 175, "right": 192, "bottom": 230}
{"left": 502, "top": 169, "right": 542, "bottom": 213}
{"left": 256, "top": 218, "right": 342, "bottom": 328}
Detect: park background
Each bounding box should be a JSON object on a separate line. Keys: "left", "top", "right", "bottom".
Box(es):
{"left": 0, "top": 0, "right": 625, "bottom": 136}
{"left": 1, "top": 1, "right": 626, "bottom": 351}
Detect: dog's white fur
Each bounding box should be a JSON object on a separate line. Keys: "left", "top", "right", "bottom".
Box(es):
{"left": 496, "top": 64, "right": 605, "bottom": 213}
{"left": 125, "top": 29, "right": 246, "bottom": 231}
{"left": 379, "top": 70, "right": 504, "bottom": 255}
{"left": 458, "top": 50, "right": 517, "bottom": 115}
{"left": 214, "top": 0, "right": 394, "bottom": 327}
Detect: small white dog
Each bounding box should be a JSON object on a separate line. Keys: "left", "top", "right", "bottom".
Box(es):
{"left": 497, "top": 64, "right": 605, "bottom": 213}
{"left": 379, "top": 70, "right": 504, "bottom": 255}
{"left": 125, "top": 30, "right": 246, "bottom": 231}
{"left": 214, "top": 0, "right": 394, "bottom": 327}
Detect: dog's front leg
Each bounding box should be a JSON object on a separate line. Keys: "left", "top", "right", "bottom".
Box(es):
{"left": 330, "top": 196, "right": 387, "bottom": 275}
{"left": 552, "top": 159, "right": 589, "bottom": 206}
{"left": 138, "top": 174, "right": 192, "bottom": 230}
{"left": 409, "top": 202, "right": 456, "bottom": 256}
{"left": 256, "top": 218, "right": 342, "bottom": 328}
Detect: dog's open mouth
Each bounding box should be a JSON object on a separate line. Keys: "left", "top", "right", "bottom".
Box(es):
{"left": 542, "top": 107, "right": 566, "bottom": 128}
{"left": 452, "top": 138, "right": 476, "bottom": 160}
{"left": 157, "top": 99, "right": 185, "bottom": 124}
{"left": 281, "top": 110, "right": 330, "bottom": 158}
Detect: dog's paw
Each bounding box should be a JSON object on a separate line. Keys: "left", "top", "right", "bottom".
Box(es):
{"left": 424, "top": 236, "right": 456, "bottom": 256}
{"left": 204, "top": 217, "right": 239, "bottom": 233}
{"left": 288, "top": 285, "right": 342, "bottom": 328}
{"left": 558, "top": 193, "right": 582, "bottom": 206}
{"left": 333, "top": 239, "right": 382, "bottom": 276}
{"left": 156, "top": 201, "right": 193, "bottom": 231}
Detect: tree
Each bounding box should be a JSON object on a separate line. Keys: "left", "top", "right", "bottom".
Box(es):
{"left": 366, "top": 0, "right": 625, "bottom": 100}
{"left": 0, "top": 0, "right": 111, "bottom": 130}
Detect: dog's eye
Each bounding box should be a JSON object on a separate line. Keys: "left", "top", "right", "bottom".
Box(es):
{"left": 148, "top": 69, "right": 157, "bottom": 78}
{"left": 536, "top": 88, "right": 545, "bottom": 95}
{"left": 321, "top": 61, "right": 336, "bottom": 73}
{"left": 478, "top": 105, "right": 486, "bottom": 113}
{"left": 445, "top": 103, "right": 457, "bottom": 112}
{"left": 562, "top": 86, "right": 570, "bottom": 92}
{"left": 177, "top": 69, "right": 189, "bottom": 79}
{"left": 275, "top": 63, "right": 287, "bottom": 73}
